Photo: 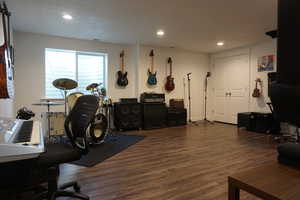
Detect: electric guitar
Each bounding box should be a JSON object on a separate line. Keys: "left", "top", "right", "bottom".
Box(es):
{"left": 252, "top": 78, "right": 261, "bottom": 98}
{"left": 116, "top": 50, "right": 128, "bottom": 87}
{"left": 165, "top": 57, "right": 175, "bottom": 92}
{"left": 0, "top": 2, "right": 13, "bottom": 98}
{"left": 147, "top": 50, "right": 157, "bottom": 85}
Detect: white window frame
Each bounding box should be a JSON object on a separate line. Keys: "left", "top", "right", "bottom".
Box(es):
{"left": 44, "top": 48, "right": 108, "bottom": 100}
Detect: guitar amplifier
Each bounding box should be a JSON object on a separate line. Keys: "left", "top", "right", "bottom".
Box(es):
{"left": 120, "top": 98, "right": 138, "bottom": 104}
{"left": 140, "top": 93, "right": 165, "bottom": 103}
{"left": 114, "top": 103, "right": 142, "bottom": 131}
{"left": 142, "top": 103, "right": 167, "bottom": 130}
{"left": 167, "top": 108, "right": 187, "bottom": 127}
{"left": 169, "top": 99, "right": 184, "bottom": 109}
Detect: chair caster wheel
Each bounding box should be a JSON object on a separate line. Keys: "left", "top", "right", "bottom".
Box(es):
{"left": 73, "top": 183, "right": 81, "bottom": 192}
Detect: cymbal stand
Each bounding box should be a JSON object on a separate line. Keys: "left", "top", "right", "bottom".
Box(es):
{"left": 63, "top": 89, "right": 67, "bottom": 115}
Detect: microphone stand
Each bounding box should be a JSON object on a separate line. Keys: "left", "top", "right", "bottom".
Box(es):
{"left": 204, "top": 72, "right": 213, "bottom": 124}
{"left": 187, "top": 73, "right": 192, "bottom": 123}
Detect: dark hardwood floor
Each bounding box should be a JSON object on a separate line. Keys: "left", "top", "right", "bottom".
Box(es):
{"left": 60, "top": 122, "right": 277, "bottom": 200}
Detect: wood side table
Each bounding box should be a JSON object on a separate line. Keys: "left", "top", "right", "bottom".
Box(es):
{"left": 228, "top": 163, "right": 300, "bottom": 200}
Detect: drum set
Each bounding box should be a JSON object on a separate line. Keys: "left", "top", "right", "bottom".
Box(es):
{"left": 33, "top": 78, "right": 112, "bottom": 144}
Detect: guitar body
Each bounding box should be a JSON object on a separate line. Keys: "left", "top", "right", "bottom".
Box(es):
{"left": 147, "top": 69, "right": 157, "bottom": 85}
{"left": 0, "top": 45, "right": 9, "bottom": 98}
{"left": 117, "top": 70, "right": 128, "bottom": 87}
{"left": 165, "top": 75, "right": 175, "bottom": 92}
{"left": 0, "top": 3, "right": 13, "bottom": 99}
{"left": 252, "top": 88, "right": 260, "bottom": 98}
{"left": 252, "top": 78, "right": 261, "bottom": 98}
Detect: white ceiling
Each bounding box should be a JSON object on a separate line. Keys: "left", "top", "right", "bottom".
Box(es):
{"left": 6, "top": 0, "right": 277, "bottom": 53}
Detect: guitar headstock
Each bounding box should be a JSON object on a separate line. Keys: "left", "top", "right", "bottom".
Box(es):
{"left": 2, "top": 2, "right": 10, "bottom": 16}
{"left": 168, "top": 57, "right": 172, "bottom": 64}
{"left": 149, "top": 50, "right": 154, "bottom": 57}
{"left": 120, "top": 50, "right": 124, "bottom": 58}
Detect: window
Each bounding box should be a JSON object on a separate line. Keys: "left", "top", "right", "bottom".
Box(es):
{"left": 45, "top": 48, "right": 107, "bottom": 99}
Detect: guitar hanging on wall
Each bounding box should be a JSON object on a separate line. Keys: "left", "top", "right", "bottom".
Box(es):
{"left": 147, "top": 49, "right": 157, "bottom": 85}
{"left": 165, "top": 57, "right": 175, "bottom": 92}
{"left": 0, "top": 2, "right": 13, "bottom": 99}
{"left": 252, "top": 78, "right": 262, "bottom": 98}
{"left": 116, "top": 50, "right": 128, "bottom": 87}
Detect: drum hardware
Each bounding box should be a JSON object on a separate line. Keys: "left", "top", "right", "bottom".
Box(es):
{"left": 52, "top": 78, "right": 78, "bottom": 115}
{"left": 85, "top": 83, "right": 113, "bottom": 144}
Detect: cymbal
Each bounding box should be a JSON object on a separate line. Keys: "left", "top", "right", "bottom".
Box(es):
{"left": 32, "top": 102, "right": 64, "bottom": 106}
{"left": 86, "top": 83, "right": 102, "bottom": 91}
{"left": 52, "top": 78, "right": 78, "bottom": 90}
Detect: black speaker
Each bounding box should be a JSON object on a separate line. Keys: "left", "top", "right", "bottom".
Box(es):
{"left": 268, "top": 72, "right": 278, "bottom": 97}
{"left": 167, "top": 108, "right": 187, "bottom": 127}
{"left": 114, "top": 103, "right": 142, "bottom": 130}
{"left": 142, "top": 103, "right": 167, "bottom": 130}
{"left": 277, "top": 0, "right": 300, "bottom": 85}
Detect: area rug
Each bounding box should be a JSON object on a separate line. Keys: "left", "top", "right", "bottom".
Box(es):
{"left": 71, "top": 133, "right": 145, "bottom": 167}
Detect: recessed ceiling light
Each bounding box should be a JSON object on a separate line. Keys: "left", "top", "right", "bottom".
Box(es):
{"left": 63, "top": 14, "right": 73, "bottom": 20}
{"left": 217, "top": 41, "right": 224, "bottom": 46}
{"left": 157, "top": 30, "right": 165, "bottom": 37}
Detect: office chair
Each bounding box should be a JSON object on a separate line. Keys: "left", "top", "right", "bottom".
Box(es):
{"left": 270, "top": 83, "right": 300, "bottom": 167}
{"left": 34, "top": 95, "right": 99, "bottom": 200}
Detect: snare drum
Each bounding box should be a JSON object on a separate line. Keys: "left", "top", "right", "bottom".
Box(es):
{"left": 41, "top": 112, "right": 65, "bottom": 136}
{"left": 67, "top": 92, "right": 84, "bottom": 112}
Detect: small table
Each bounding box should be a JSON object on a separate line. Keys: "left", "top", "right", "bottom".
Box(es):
{"left": 228, "top": 163, "right": 300, "bottom": 200}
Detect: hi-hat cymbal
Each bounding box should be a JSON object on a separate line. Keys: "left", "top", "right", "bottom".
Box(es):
{"left": 52, "top": 78, "right": 78, "bottom": 90}
{"left": 86, "top": 83, "right": 102, "bottom": 91}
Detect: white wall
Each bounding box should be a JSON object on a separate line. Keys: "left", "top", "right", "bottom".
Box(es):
{"left": 138, "top": 45, "right": 209, "bottom": 120}
{"left": 13, "top": 32, "right": 209, "bottom": 121}
{"left": 14, "top": 31, "right": 137, "bottom": 116}
{"left": 208, "top": 40, "right": 277, "bottom": 120}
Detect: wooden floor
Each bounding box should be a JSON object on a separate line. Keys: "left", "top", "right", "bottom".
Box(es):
{"left": 60, "top": 123, "right": 278, "bottom": 200}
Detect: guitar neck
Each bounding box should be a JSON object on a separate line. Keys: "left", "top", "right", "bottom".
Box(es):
{"left": 170, "top": 63, "right": 172, "bottom": 76}
{"left": 121, "top": 56, "right": 124, "bottom": 72}
{"left": 151, "top": 56, "right": 154, "bottom": 72}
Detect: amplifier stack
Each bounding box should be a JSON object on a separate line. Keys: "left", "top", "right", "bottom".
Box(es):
{"left": 114, "top": 102, "right": 142, "bottom": 131}
{"left": 113, "top": 94, "right": 187, "bottom": 130}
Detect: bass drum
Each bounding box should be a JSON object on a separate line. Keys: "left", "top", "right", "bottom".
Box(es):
{"left": 67, "top": 92, "right": 84, "bottom": 112}
{"left": 89, "top": 113, "right": 108, "bottom": 144}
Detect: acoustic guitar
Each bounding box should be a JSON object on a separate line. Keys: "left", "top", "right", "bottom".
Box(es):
{"left": 165, "top": 57, "right": 175, "bottom": 92}
{"left": 116, "top": 50, "right": 128, "bottom": 87}
{"left": 0, "top": 2, "right": 13, "bottom": 99}
{"left": 147, "top": 50, "right": 157, "bottom": 85}
{"left": 252, "top": 78, "right": 261, "bottom": 98}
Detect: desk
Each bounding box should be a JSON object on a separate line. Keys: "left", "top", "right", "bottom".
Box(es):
{"left": 228, "top": 163, "right": 300, "bottom": 200}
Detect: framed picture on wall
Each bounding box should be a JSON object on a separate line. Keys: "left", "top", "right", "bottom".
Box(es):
{"left": 258, "top": 55, "right": 275, "bottom": 72}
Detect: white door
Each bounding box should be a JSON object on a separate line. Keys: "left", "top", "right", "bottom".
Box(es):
{"left": 213, "top": 57, "right": 227, "bottom": 122}
{"left": 213, "top": 54, "right": 250, "bottom": 124}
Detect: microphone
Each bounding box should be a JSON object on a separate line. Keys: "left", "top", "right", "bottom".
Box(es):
{"left": 206, "top": 72, "right": 211, "bottom": 77}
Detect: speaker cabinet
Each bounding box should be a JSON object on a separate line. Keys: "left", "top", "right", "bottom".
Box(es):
{"left": 114, "top": 103, "right": 142, "bottom": 130}
{"left": 142, "top": 103, "right": 167, "bottom": 130}
{"left": 167, "top": 108, "right": 187, "bottom": 127}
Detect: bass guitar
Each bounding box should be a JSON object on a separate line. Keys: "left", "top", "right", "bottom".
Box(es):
{"left": 147, "top": 49, "right": 157, "bottom": 85}
{"left": 165, "top": 57, "right": 175, "bottom": 92}
{"left": 0, "top": 2, "right": 13, "bottom": 99}
{"left": 116, "top": 50, "right": 128, "bottom": 87}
